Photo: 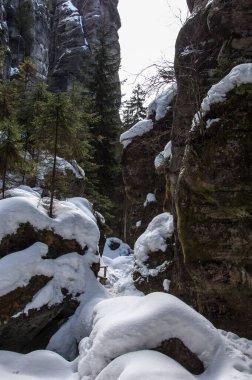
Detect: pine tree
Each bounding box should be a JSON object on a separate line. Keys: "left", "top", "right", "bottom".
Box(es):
{"left": 0, "top": 119, "right": 23, "bottom": 198}
{"left": 35, "top": 91, "right": 83, "bottom": 217}
{"left": 83, "top": 19, "right": 122, "bottom": 231}
{"left": 122, "top": 84, "right": 146, "bottom": 130}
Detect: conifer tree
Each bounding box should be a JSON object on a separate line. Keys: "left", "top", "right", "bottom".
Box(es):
{"left": 35, "top": 91, "right": 85, "bottom": 217}
{"left": 122, "top": 84, "right": 146, "bottom": 130}
{"left": 0, "top": 78, "right": 24, "bottom": 197}
{"left": 0, "top": 119, "right": 23, "bottom": 198}
{"left": 84, "top": 19, "right": 122, "bottom": 230}
{"left": 14, "top": 58, "right": 37, "bottom": 154}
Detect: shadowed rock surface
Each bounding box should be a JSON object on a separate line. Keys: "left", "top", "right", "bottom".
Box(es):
{"left": 122, "top": 0, "right": 252, "bottom": 338}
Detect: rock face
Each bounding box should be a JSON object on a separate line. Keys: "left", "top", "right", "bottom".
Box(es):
{"left": 0, "top": 188, "right": 101, "bottom": 354}
{"left": 0, "top": 274, "right": 78, "bottom": 353}
{"left": 3, "top": 0, "right": 49, "bottom": 77}
{"left": 121, "top": 99, "right": 175, "bottom": 246}
{"left": 1, "top": 0, "right": 121, "bottom": 92}
{"left": 121, "top": 0, "right": 252, "bottom": 338}
{"left": 171, "top": 0, "right": 252, "bottom": 338}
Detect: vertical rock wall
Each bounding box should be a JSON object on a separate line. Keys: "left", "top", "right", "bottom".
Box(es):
{"left": 170, "top": 0, "right": 252, "bottom": 338}
{"left": 121, "top": 0, "right": 252, "bottom": 338}
{"left": 0, "top": 0, "right": 121, "bottom": 92}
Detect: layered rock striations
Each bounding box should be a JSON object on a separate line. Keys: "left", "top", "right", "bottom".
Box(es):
{"left": 121, "top": 0, "right": 252, "bottom": 337}
{"left": 171, "top": 0, "right": 252, "bottom": 338}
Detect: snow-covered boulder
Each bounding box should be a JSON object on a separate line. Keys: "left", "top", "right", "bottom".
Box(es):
{"left": 0, "top": 186, "right": 99, "bottom": 259}
{"left": 133, "top": 213, "right": 174, "bottom": 293}
{"left": 0, "top": 186, "right": 103, "bottom": 355}
{"left": 103, "top": 237, "right": 133, "bottom": 259}
{"left": 78, "top": 292, "right": 221, "bottom": 379}
{"left": 96, "top": 350, "right": 196, "bottom": 380}
{"left": 78, "top": 292, "right": 252, "bottom": 380}
{"left": 147, "top": 83, "right": 177, "bottom": 121}
{"left": 0, "top": 349, "right": 78, "bottom": 380}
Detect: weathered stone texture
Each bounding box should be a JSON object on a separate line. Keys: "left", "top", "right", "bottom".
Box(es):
{"left": 121, "top": 105, "right": 175, "bottom": 246}
{"left": 176, "top": 85, "right": 252, "bottom": 337}
{"left": 122, "top": 0, "right": 252, "bottom": 338}
{"left": 170, "top": 0, "right": 252, "bottom": 337}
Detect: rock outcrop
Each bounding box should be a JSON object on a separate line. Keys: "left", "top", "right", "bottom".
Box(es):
{"left": 171, "top": 0, "right": 252, "bottom": 338}
{"left": 121, "top": 90, "right": 176, "bottom": 246}
{"left": 121, "top": 0, "right": 252, "bottom": 338}
{"left": 1, "top": 0, "right": 121, "bottom": 92}
{"left": 0, "top": 188, "right": 101, "bottom": 353}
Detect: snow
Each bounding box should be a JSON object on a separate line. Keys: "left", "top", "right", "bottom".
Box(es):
{"left": 154, "top": 140, "right": 172, "bottom": 169}
{"left": 99, "top": 237, "right": 140, "bottom": 297}
{"left": 62, "top": 0, "right": 78, "bottom": 13}
{"left": 180, "top": 46, "right": 201, "bottom": 56}
{"left": 101, "top": 255, "right": 142, "bottom": 297}
{"left": 96, "top": 350, "right": 195, "bottom": 380}
{"left": 47, "top": 260, "right": 108, "bottom": 360}
{"left": 120, "top": 119, "right": 153, "bottom": 148}
{"left": 10, "top": 67, "right": 19, "bottom": 76}
{"left": 134, "top": 212, "right": 174, "bottom": 265}
{"left": 6, "top": 185, "right": 41, "bottom": 199}
{"left": 0, "top": 350, "right": 78, "bottom": 380}
{"left": 163, "top": 278, "right": 170, "bottom": 292}
{"left": 136, "top": 220, "right": 141, "bottom": 228}
{"left": 38, "top": 155, "right": 85, "bottom": 181}
{"left": 134, "top": 213, "right": 174, "bottom": 278}
{"left": 192, "top": 64, "right": 252, "bottom": 129}
{"left": 78, "top": 292, "right": 223, "bottom": 380}
{"left": 0, "top": 241, "right": 251, "bottom": 380}
{"left": 143, "top": 192, "right": 157, "bottom": 207}
{"left": 205, "top": 118, "right": 221, "bottom": 128}
{"left": 103, "top": 237, "right": 134, "bottom": 259}
{"left": 206, "top": 0, "right": 214, "bottom": 7}
{"left": 0, "top": 242, "right": 97, "bottom": 321}
{"left": 120, "top": 84, "right": 176, "bottom": 149}
{"left": 0, "top": 185, "right": 251, "bottom": 380}
{"left": 147, "top": 83, "right": 177, "bottom": 121}
{"left": 0, "top": 187, "right": 99, "bottom": 257}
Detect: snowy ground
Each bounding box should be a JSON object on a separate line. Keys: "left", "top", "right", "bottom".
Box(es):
{"left": 0, "top": 188, "right": 251, "bottom": 379}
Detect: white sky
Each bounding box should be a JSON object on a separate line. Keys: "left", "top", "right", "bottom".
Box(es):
{"left": 118, "top": 0, "right": 189, "bottom": 101}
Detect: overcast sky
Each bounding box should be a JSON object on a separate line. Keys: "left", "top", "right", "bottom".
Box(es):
{"left": 118, "top": 0, "right": 189, "bottom": 100}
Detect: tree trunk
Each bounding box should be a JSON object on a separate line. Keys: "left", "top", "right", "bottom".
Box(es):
{"left": 49, "top": 105, "right": 59, "bottom": 218}
{"left": 2, "top": 157, "right": 7, "bottom": 199}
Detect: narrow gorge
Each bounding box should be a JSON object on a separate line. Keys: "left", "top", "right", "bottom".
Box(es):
{"left": 0, "top": 1, "right": 251, "bottom": 379}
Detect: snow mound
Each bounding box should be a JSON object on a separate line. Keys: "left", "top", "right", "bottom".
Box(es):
{"left": 143, "top": 192, "right": 156, "bottom": 207}
{"left": 120, "top": 119, "right": 153, "bottom": 149}
{"left": 154, "top": 140, "right": 172, "bottom": 169}
{"left": 0, "top": 242, "right": 100, "bottom": 321}
{"left": 101, "top": 255, "right": 142, "bottom": 297}
{"left": 38, "top": 155, "right": 85, "bottom": 181}
{"left": 0, "top": 350, "right": 78, "bottom": 380}
{"left": 47, "top": 261, "right": 108, "bottom": 360}
{"left": 134, "top": 212, "right": 174, "bottom": 266}
{"left": 103, "top": 237, "right": 133, "bottom": 259}
{"left": 78, "top": 292, "right": 222, "bottom": 380}
{"left": 0, "top": 187, "right": 99, "bottom": 258}
{"left": 147, "top": 83, "right": 177, "bottom": 121}
{"left": 96, "top": 350, "right": 195, "bottom": 380}
{"left": 192, "top": 63, "right": 252, "bottom": 128}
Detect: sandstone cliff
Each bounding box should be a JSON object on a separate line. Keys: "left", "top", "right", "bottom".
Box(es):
{"left": 121, "top": 0, "right": 252, "bottom": 338}
{"left": 1, "top": 0, "right": 120, "bottom": 93}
